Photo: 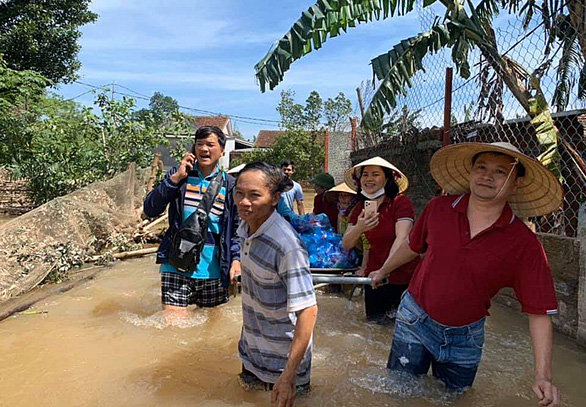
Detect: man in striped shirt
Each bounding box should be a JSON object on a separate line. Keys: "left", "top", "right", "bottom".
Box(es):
{"left": 235, "top": 162, "right": 317, "bottom": 406}
{"left": 144, "top": 126, "right": 241, "bottom": 317}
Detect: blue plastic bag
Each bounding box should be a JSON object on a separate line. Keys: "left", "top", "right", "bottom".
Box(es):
{"left": 291, "top": 214, "right": 359, "bottom": 269}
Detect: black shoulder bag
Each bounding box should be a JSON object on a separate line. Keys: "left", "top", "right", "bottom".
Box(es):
{"left": 169, "top": 171, "right": 223, "bottom": 273}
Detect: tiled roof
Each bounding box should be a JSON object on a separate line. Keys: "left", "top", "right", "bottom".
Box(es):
{"left": 255, "top": 130, "right": 287, "bottom": 148}
{"left": 184, "top": 115, "right": 231, "bottom": 131}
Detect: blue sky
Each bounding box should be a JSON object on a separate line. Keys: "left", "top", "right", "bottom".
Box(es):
{"left": 55, "top": 0, "right": 422, "bottom": 140}
{"left": 56, "top": 1, "right": 577, "bottom": 140}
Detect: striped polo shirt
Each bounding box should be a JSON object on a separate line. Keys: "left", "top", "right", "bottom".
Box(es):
{"left": 237, "top": 210, "right": 316, "bottom": 385}
{"left": 160, "top": 165, "right": 226, "bottom": 279}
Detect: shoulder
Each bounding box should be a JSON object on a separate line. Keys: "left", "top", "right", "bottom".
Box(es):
{"left": 393, "top": 194, "right": 413, "bottom": 206}
{"left": 510, "top": 217, "right": 542, "bottom": 245}
{"left": 426, "top": 194, "right": 461, "bottom": 211}
{"left": 266, "top": 214, "right": 306, "bottom": 252}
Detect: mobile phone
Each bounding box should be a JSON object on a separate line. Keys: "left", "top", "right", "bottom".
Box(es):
{"left": 364, "top": 200, "right": 378, "bottom": 216}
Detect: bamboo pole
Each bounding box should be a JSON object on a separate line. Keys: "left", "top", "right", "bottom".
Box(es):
{"left": 88, "top": 247, "right": 158, "bottom": 263}
{"left": 143, "top": 214, "right": 168, "bottom": 231}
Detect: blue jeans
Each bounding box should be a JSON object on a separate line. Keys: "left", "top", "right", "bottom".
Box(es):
{"left": 387, "top": 292, "right": 486, "bottom": 391}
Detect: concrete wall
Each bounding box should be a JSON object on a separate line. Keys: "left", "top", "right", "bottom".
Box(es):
{"left": 494, "top": 233, "right": 581, "bottom": 340}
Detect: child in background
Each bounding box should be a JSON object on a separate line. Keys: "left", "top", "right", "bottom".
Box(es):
{"left": 326, "top": 182, "right": 370, "bottom": 275}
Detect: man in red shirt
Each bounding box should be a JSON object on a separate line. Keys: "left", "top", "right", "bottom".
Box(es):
{"left": 370, "top": 142, "right": 562, "bottom": 405}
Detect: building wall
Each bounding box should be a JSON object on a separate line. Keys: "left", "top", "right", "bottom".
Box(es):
{"left": 328, "top": 131, "right": 353, "bottom": 184}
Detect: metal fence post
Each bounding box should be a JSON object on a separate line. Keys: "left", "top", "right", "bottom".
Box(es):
{"left": 578, "top": 202, "right": 586, "bottom": 345}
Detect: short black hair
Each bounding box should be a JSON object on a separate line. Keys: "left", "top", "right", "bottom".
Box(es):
{"left": 355, "top": 166, "right": 399, "bottom": 201}
{"left": 239, "top": 162, "right": 290, "bottom": 196}
{"left": 472, "top": 151, "right": 526, "bottom": 178}
{"left": 194, "top": 126, "right": 226, "bottom": 148}
{"left": 281, "top": 160, "right": 296, "bottom": 170}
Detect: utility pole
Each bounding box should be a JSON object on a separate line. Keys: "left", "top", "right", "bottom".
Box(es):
{"left": 442, "top": 68, "right": 453, "bottom": 147}
{"left": 111, "top": 81, "right": 116, "bottom": 101}
{"left": 356, "top": 87, "right": 365, "bottom": 121}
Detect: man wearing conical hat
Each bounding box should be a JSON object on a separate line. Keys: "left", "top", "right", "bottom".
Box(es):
{"left": 370, "top": 142, "right": 562, "bottom": 404}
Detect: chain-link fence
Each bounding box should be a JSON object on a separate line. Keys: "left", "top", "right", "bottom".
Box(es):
{"left": 364, "top": 1, "right": 586, "bottom": 238}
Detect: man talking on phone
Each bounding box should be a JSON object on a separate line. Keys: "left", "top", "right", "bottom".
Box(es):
{"left": 144, "top": 126, "right": 241, "bottom": 318}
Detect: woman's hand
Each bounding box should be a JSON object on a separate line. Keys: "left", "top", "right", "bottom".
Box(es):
{"left": 355, "top": 209, "right": 379, "bottom": 232}
{"left": 170, "top": 152, "right": 196, "bottom": 184}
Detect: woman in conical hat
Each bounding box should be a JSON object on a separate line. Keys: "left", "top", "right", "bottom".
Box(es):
{"left": 342, "top": 157, "right": 419, "bottom": 324}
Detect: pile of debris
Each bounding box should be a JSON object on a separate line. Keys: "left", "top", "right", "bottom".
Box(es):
{"left": 0, "top": 164, "right": 164, "bottom": 303}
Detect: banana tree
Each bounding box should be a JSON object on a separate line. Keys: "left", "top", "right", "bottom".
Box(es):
{"left": 254, "top": 0, "right": 565, "bottom": 176}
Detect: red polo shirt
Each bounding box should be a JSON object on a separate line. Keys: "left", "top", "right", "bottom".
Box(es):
{"left": 408, "top": 194, "right": 558, "bottom": 326}
{"left": 313, "top": 193, "right": 339, "bottom": 232}
{"left": 350, "top": 194, "right": 420, "bottom": 284}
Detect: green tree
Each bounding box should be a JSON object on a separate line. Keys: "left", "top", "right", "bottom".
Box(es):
{"left": 133, "top": 91, "right": 180, "bottom": 126}
{"left": 304, "top": 90, "right": 323, "bottom": 131}
{"left": 254, "top": 0, "right": 566, "bottom": 176}
{"left": 4, "top": 90, "right": 168, "bottom": 204}
{"left": 277, "top": 90, "right": 306, "bottom": 130}
{"left": 0, "top": 0, "right": 98, "bottom": 84}
{"left": 324, "top": 92, "right": 352, "bottom": 132}
{"left": 0, "top": 56, "right": 50, "bottom": 165}
{"left": 237, "top": 130, "right": 323, "bottom": 181}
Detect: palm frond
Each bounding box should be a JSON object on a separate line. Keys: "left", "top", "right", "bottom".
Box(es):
{"left": 363, "top": 23, "right": 456, "bottom": 126}
{"left": 254, "top": 0, "right": 419, "bottom": 92}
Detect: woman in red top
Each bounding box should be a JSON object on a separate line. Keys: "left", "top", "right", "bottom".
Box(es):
{"left": 342, "top": 157, "right": 420, "bottom": 324}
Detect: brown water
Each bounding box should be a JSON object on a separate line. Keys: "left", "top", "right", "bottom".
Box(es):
{"left": 0, "top": 255, "right": 584, "bottom": 407}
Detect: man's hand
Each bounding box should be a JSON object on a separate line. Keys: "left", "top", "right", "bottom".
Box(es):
{"left": 271, "top": 373, "right": 296, "bottom": 407}
{"left": 369, "top": 270, "right": 386, "bottom": 289}
{"left": 355, "top": 209, "right": 379, "bottom": 232}
{"left": 533, "top": 377, "right": 560, "bottom": 406}
{"left": 170, "top": 152, "right": 196, "bottom": 184}
{"left": 229, "top": 260, "right": 241, "bottom": 283}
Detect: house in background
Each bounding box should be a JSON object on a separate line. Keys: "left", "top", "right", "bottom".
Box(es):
{"left": 255, "top": 130, "right": 286, "bottom": 148}
{"left": 157, "top": 115, "right": 253, "bottom": 170}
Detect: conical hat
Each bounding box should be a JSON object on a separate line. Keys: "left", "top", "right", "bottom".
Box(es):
{"left": 430, "top": 142, "right": 563, "bottom": 217}
{"left": 344, "top": 156, "right": 409, "bottom": 193}
{"left": 325, "top": 182, "right": 357, "bottom": 198}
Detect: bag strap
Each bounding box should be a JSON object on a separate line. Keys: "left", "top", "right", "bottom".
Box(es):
{"left": 182, "top": 170, "right": 224, "bottom": 228}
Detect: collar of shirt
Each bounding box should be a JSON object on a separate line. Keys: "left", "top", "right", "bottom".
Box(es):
{"left": 452, "top": 193, "right": 516, "bottom": 229}
{"left": 237, "top": 209, "right": 280, "bottom": 241}
{"left": 193, "top": 163, "right": 221, "bottom": 180}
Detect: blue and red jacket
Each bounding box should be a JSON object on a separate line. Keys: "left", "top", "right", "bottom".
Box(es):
{"left": 143, "top": 167, "right": 241, "bottom": 288}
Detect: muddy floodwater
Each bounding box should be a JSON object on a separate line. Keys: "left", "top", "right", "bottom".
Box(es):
{"left": 0, "top": 255, "right": 585, "bottom": 407}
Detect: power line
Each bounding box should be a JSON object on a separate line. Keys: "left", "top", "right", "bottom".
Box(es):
{"left": 72, "top": 80, "right": 283, "bottom": 126}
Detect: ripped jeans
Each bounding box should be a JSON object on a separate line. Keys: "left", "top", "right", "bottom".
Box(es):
{"left": 387, "top": 291, "right": 486, "bottom": 391}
